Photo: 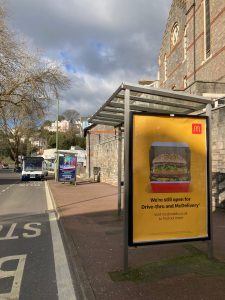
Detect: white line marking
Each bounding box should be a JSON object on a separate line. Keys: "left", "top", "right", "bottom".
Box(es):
{"left": 45, "top": 181, "right": 54, "bottom": 211}
{"left": 0, "top": 183, "right": 17, "bottom": 193}
{"left": 0, "top": 255, "right": 27, "bottom": 299}
{"left": 0, "top": 223, "right": 19, "bottom": 240}
{"left": 45, "top": 182, "right": 76, "bottom": 300}
{"left": 23, "top": 223, "right": 42, "bottom": 238}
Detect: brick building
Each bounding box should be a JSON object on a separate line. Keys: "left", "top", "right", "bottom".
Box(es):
{"left": 158, "top": 0, "right": 225, "bottom": 94}
{"left": 86, "top": 0, "right": 225, "bottom": 209}
{"left": 157, "top": 0, "right": 225, "bottom": 208}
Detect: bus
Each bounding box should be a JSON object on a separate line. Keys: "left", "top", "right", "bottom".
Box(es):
{"left": 21, "top": 157, "right": 47, "bottom": 181}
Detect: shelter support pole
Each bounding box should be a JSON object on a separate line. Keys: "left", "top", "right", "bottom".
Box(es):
{"left": 206, "top": 104, "right": 214, "bottom": 259}
{"left": 88, "top": 132, "right": 91, "bottom": 178}
{"left": 123, "top": 88, "right": 130, "bottom": 272}
{"left": 118, "top": 127, "right": 122, "bottom": 216}
{"left": 193, "top": 0, "right": 196, "bottom": 82}
{"left": 55, "top": 94, "right": 59, "bottom": 182}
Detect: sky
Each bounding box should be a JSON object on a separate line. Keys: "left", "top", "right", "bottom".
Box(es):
{"left": 5, "top": 0, "right": 172, "bottom": 118}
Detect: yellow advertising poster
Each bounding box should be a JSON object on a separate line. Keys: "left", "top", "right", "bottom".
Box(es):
{"left": 129, "top": 113, "right": 209, "bottom": 245}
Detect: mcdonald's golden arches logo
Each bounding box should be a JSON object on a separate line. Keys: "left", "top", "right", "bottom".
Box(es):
{"left": 192, "top": 123, "right": 202, "bottom": 134}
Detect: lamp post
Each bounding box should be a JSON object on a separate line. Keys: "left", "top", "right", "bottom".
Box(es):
{"left": 55, "top": 93, "right": 59, "bottom": 181}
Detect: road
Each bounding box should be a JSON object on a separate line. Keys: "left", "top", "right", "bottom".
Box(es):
{"left": 0, "top": 168, "right": 76, "bottom": 300}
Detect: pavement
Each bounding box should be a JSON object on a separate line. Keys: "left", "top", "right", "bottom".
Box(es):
{"left": 48, "top": 177, "right": 225, "bottom": 300}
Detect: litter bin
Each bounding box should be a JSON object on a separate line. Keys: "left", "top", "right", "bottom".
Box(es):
{"left": 93, "top": 167, "right": 101, "bottom": 182}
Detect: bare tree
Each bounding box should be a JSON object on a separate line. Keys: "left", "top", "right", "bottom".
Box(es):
{"left": 0, "top": 52, "right": 70, "bottom": 113}
{"left": 0, "top": 6, "right": 21, "bottom": 82}
{"left": 0, "top": 4, "right": 70, "bottom": 112}
{"left": 0, "top": 3, "right": 70, "bottom": 164}
{"left": 0, "top": 104, "right": 40, "bottom": 165}
{"left": 62, "top": 109, "right": 80, "bottom": 123}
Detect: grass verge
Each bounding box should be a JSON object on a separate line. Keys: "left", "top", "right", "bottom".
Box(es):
{"left": 109, "top": 251, "right": 225, "bottom": 283}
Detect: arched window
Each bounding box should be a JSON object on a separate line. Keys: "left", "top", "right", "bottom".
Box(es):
{"left": 164, "top": 54, "right": 167, "bottom": 81}
{"left": 183, "top": 26, "right": 187, "bottom": 61}
{"left": 158, "top": 56, "right": 161, "bottom": 66}
{"left": 183, "top": 76, "right": 187, "bottom": 89}
{"left": 171, "top": 22, "right": 179, "bottom": 46}
{"left": 204, "top": 0, "right": 211, "bottom": 58}
{"left": 158, "top": 56, "right": 161, "bottom": 80}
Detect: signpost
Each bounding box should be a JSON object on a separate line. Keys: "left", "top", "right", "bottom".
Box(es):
{"left": 129, "top": 113, "right": 210, "bottom": 246}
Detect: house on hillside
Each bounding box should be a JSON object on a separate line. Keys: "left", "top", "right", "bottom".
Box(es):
{"left": 44, "top": 120, "right": 70, "bottom": 132}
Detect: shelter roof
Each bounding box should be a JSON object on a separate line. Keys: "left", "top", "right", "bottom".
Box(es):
{"left": 88, "top": 83, "right": 214, "bottom": 127}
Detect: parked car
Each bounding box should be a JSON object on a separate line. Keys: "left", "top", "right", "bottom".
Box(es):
{"left": 2, "top": 163, "right": 9, "bottom": 169}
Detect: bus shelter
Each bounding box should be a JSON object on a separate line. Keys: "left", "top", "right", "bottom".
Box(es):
{"left": 88, "top": 82, "right": 215, "bottom": 271}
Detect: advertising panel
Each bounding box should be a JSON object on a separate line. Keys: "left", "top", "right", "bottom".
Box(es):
{"left": 58, "top": 154, "right": 77, "bottom": 183}
{"left": 129, "top": 113, "right": 210, "bottom": 246}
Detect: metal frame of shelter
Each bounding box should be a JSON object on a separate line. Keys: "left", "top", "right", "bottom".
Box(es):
{"left": 88, "top": 82, "right": 215, "bottom": 272}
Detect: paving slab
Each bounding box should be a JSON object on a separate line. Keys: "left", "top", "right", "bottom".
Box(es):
{"left": 48, "top": 179, "right": 225, "bottom": 300}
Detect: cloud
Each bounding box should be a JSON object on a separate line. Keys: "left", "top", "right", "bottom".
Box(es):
{"left": 6, "top": 0, "right": 172, "bottom": 116}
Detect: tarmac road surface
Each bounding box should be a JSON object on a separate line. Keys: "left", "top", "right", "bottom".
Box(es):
{"left": 0, "top": 168, "right": 76, "bottom": 300}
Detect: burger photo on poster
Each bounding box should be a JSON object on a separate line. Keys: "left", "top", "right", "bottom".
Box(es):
{"left": 151, "top": 153, "right": 189, "bottom": 182}
{"left": 149, "top": 142, "right": 191, "bottom": 193}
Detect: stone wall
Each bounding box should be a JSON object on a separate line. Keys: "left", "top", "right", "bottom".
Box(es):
{"left": 86, "top": 124, "right": 124, "bottom": 185}
{"left": 92, "top": 136, "right": 124, "bottom": 186}
{"left": 211, "top": 106, "right": 225, "bottom": 208}
{"left": 185, "top": 81, "right": 225, "bottom": 96}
